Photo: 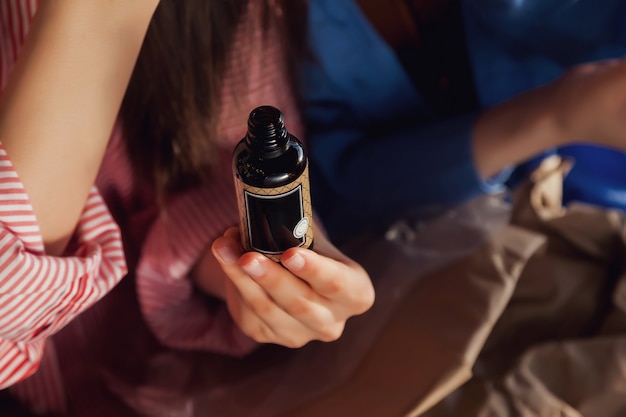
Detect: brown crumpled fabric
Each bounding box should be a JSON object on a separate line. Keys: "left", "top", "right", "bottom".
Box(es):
{"left": 279, "top": 222, "right": 545, "bottom": 417}
{"left": 423, "top": 156, "right": 626, "bottom": 417}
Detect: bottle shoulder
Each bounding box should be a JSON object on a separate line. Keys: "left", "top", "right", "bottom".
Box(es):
{"left": 233, "top": 138, "right": 307, "bottom": 188}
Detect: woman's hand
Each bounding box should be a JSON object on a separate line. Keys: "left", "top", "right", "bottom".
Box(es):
{"left": 194, "top": 227, "right": 374, "bottom": 348}
{"left": 546, "top": 58, "right": 626, "bottom": 148}
{"left": 473, "top": 57, "right": 626, "bottom": 180}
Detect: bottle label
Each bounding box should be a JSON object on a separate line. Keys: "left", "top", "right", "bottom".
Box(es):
{"left": 235, "top": 167, "right": 314, "bottom": 262}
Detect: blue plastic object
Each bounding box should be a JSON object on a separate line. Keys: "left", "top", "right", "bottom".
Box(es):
{"left": 559, "top": 145, "right": 626, "bottom": 210}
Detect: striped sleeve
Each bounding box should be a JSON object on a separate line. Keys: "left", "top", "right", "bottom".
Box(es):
{"left": 135, "top": 160, "right": 257, "bottom": 356}
{"left": 0, "top": 145, "right": 127, "bottom": 389}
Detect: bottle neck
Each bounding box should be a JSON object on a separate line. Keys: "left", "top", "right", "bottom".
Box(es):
{"left": 245, "top": 106, "right": 290, "bottom": 158}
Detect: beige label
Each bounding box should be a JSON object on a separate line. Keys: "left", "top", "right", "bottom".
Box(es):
{"left": 234, "top": 166, "right": 314, "bottom": 262}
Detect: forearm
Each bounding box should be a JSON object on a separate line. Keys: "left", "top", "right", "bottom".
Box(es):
{"left": 0, "top": 0, "right": 159, "bottom": 255}
{"left": 472, "top": 85, "right": 566, "bottom": 180}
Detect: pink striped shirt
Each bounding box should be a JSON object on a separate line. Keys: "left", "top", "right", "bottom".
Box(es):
{"left": 0, "top": 1, "right": 303, "bottom": 415}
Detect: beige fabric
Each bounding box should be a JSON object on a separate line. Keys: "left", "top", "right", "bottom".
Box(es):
{"left": 281, "top": 223, "right": 545, "bottom": 417}
{"left": 423, "top": 157, "right": 626, "bottom": 417}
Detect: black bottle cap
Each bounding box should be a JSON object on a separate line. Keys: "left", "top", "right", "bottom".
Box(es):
{"left": 245, "top": 106, "right": 290, "bottom": 158}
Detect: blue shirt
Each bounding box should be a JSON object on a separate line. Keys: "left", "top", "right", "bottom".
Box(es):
{"left": 303, "top": 0, "right": 626, "bottom": 239}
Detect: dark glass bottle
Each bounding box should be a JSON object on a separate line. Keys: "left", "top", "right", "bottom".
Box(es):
{"left": 232, "top": 106, "right": 314, "bottom": 261}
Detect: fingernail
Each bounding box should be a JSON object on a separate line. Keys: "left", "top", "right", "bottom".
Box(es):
{"left": 282, "top": 253, "right": 305, "bottom": 271}
{"left": 215, "top": 244, "right": 238, "bottom": 264}
{"left": 242, "top": 259, "right": 265, "bottom": 278}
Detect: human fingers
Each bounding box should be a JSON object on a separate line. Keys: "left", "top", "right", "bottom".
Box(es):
{"left": 213, "top": 232, "right": 340, "bottom": 346}
{"left": 224, "top": 275, "right": 340, "bottom": 347}
{"left": 238, "top": 251, "right": 346, "bottom": 342}
{"left": 280, "top": 247, "right": 374, "bottom": 317}
{"left": 224, "top": 258, "right": 342, "bottom": 346}
{"left": 223, "top": 277, "right": 281, "bottom": 344}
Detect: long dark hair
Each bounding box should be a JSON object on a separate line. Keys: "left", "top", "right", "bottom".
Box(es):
{"left": 120, "top": 0, "right": 308, "bottom": 200}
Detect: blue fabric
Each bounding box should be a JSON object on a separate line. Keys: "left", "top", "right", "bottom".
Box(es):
{"left": 304, "top": 0, "right": 491, "bottom": 237}
{"left": 303, "top": 0, "right": 626, "bottom": 238}
{"left": 464, "top": 0, "right": 626, "bottom": 207}
{"left": 464, "top": 0, "right": 626, "bottom": 106}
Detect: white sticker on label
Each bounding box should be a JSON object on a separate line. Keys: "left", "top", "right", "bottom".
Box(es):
{"left": 293, "top": 217, "right": 309, "bottom": 239}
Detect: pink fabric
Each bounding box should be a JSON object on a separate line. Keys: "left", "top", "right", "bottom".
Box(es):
{"left": 1, "top": 0, "right": 303, "bottom": 415}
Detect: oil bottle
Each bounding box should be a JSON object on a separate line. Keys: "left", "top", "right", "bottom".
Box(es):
{"left": 232, "top": 106, "right": 314, "bottom": 262}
